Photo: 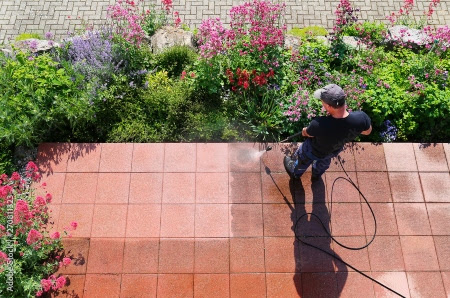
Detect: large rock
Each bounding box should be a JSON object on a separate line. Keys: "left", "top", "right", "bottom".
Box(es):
{"left": 150, "top": 26, "right": 195, "bottom": 53}
{"left": 342, "top": 36, "right": 367, "bottom": 50}
{"left": 13, "top": 38, "right": 60, "bottom": 53}
{"left": 386, "top": 25, "right": 430, "bottom": 46}
{"left": 284, "top": 34, "right": 330, "bottom": 51}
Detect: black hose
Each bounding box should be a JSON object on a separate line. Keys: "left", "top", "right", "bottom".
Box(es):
{"left": 293, "top": 158, "right": 406, "bottom": 298}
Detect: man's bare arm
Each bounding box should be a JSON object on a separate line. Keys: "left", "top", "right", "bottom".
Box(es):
{"left": 361, "top": 125, "right": 372, "bottom": 135}
{"left": 302, "top": 127, "right": 314, "bottom": 137}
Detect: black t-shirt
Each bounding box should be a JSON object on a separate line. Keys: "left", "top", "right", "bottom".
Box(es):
{"left": 306, "top": 111, "right": 371, "bottom": 158}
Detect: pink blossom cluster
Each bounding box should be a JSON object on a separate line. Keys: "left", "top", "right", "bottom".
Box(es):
{"left": 229, "top": 0, "right": 286, "bottom": 51}
{"left": 197, "top": 0, "right": 286, "bottom": 58}
{"left": 0, "top": 161, "right": 78, "bottom": 296}
{"left": 36, "top": 275, "right": 67, "bottom": 296}
{"left": 424, "top": 25, "right": 450, "bottom": 54}
{"left": 107, "top": 0, "right": 146, "bottom": 45}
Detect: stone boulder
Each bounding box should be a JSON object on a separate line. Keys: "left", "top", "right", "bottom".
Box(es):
{"left": 284, "top": 34, "right": 330, "bottom": 51}
{"left": 13, "top": 38, "right": 60, "bottom": 53}
{"left": 150, "top": 26, "right": 195, "bottom": 53}
{"left": 386, "top": 25, "right": 430, "bottom": 46}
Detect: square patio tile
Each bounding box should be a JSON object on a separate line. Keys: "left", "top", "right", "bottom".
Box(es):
{"left": 129, "top": 173, "right": 163, "bottom": 204}
{"left": 86, "top": 238, "right": 124, "bottom": 273}
{"left": 162, "top": 173, "right": 195, "bottom": 203}
{"left": 298, "top": 238, "right": 336, "bottom": 273}
{"left": 371, "top": 272, "right": 410, "bottom": 298}
{"left": 230, "top": 273, "right": 266, "bottom": 297}
{"left": 157, "top": 274, "right": 193, "bottom": 297}
{"left": 427, "top": 203, "right": 450, "bottom": 235}
{"left": 362, "top": 203, "right": 398, "bottom": 236}
{"left": 194, "top": 238, "right": 229, "bottom": 273}
{"left": 160, "top": 204, "right": 195, "bottom": 237}
{"left": 84, "top": 274, "right": 121, "bottom": 297}
{"left": 407, "top": 272, "right": 446, "bottom": 298}
{"left": 195, "top": 204, "right": 229, "bottom": 237}
{"left": 60, "top": 275, "right": 85, "bottom": 298}
{"left": 131, "top": 143, "right": 164, "bottom": 172}
{"left": 336, "top": 272, "right": 375, "bottom": 298}
{"left": 58, "top": 204, "right": 94, "bottom": 238}
{"left": 413, "top": 143, "right": 449, "bottom": 172}
{"left": 57, "top": 238, "right": 90, "bottom": 275}
{"left": 66, "top": 143, "right": 101, "bottom": 172}
{"left": 196, "top": 143, "right": 228, "bottom": 172}
{"left": 327, "top": 143, "right": 356, "bottom": 172}
{"left": 95, "top": 173, "right": 130, "bottom": 204}
{"left": 196, "top": 172, "right": 228, "bottom": 203}
{"left": 400, "top": 236, "right": 440, "bottom": 271}
{"left": 420, "top": 172, "right": 450, "bottom": 202}
{"left": 99, "top": 143, "right": 133, "bottom": 172}
{"left": 394, "top": 203, "right": 431, "bottom": 235}
{"left": 383, "top": 143, "right": 417, "bottom": 171}
{"left": 329, "top": 203, "right": 365, "bottom": 236}
{"left": 158, "top": 239, "right": 194, "bottom": 273}
{"left": 229, "top": 143, "right": 261, "bottom": 172}
{"left": 266, "top": 273, "right": 302, "bottom": 298}
{"left": 37, "top": 143, "right": 71, "bottom": 173}
{"left": 356, "top": 172, "right": 392, "bottom": 203}
{"left": 62, "top": 173, "right": 98, "bottom": 204}
{"left": 229, "top": 204, "right": 263, "bottom": 237}
{"left": 229, "top": 172, "right": 262, "bottom": 203}
{"left": 367, "top": 236, "right": 405, "bottom": 271}
{"left": 263, "top": 204, "right": 295, "bottom": 237}
{"left": 164, "top": 143, "right": 196, "bottom": 172}
{"left": 325, "top": 172, "right": 360, "bottom": 203}
{"left": 36, "top": 172, "right": 65, "bottom": 204}
{"left": 301, "top": 273, "right": 338, "bottom": 297}
{"left": 389, "top": 172, "right": 424, "bottom": 202}
{"left": 126, "top": 204, "right": 161, "bottom": 237}
{"left": 120, "top": 274, "right": 157, "bottom": 298}
{"left": 264, "top": 237, "right": 298, "bottom": 273}
{"left": 353, "top": 142, "right": 387, "bottom": 171}
{"left": 230, "top": 238, "right": 265, "bottom": 273}
{"left": 45, "top": 204, "right": 60, "bottom": 234}
{"left": 123, "top": 238, "right": 159, "bottom": 273}
{"left": 331, "top": 236, "right": 371, "bottom": 272}
{"left": 91, "top": 204, "right": 127, "bottom": 237}
{"left": 260, "top": 143, "right": 296, "bottom": 173}
{"left": 194, "top": 274, "right": 229, "bottom": 298}
{"left": 262, "top": 172, "right": 294, "bottom": 204}
{"left": 434, "top": 236, "right": 450, "bottom": 270}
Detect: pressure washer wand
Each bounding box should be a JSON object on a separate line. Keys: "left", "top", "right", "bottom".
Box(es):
{"left": 266, "top": 131, "right": 303, "bottom": 151}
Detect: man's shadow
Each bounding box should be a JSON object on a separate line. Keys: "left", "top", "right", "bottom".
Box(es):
{"left": 266, "top": 163, "right": 348, "bottom": 297}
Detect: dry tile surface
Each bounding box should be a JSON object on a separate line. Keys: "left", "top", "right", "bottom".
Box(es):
{"left": 36, "top": 142, "right": 450, "bottom": 297}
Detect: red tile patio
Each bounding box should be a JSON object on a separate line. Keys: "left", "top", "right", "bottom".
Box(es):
{"left": 35, "top": 142, "right": 450, "bottom": 297}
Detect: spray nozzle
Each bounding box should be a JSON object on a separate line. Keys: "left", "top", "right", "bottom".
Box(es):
{"left": 266, "top": 146, "right": 272, "bottom": 152}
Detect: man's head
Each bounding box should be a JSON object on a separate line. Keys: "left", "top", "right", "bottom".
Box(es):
{"left": 314, "top": 84, "right": 346, "bottom": 109}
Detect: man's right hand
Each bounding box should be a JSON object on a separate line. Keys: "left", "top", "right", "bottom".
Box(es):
{"left": 302, "top": 127, "right": 313, "bottom": 137}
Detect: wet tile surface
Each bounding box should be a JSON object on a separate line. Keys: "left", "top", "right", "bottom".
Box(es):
{"left": 38, "top": 142, "right": 450, "bottom": 297}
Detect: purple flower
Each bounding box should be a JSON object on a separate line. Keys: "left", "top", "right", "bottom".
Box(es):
{"left": 380, "top": 120, "right": 398, "bottom": 142}
{"left": 45, "top": 32, "right": 54, "bottom": 40}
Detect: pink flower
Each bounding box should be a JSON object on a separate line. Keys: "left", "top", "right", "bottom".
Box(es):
{"left": 34, "top": 196, "right": 46, "bottom": 208}
{"left": 10, "top": 172, "right": 20, "bottom": 181}
{"left": 36, "top": 290, "right": 43, "bottom": 297}
{"left": 45, "top": 193, "right": 52, "bottom": 203}
{"left": 40, "top": 279, "right": 52, "bottom": 292}
{"left": 62, "top": 257, "right": 71, "bottom": 266}
{"left": 0, "top": 251, "right": 8, "bottom": 265}
{"left": 26, "top": 229, "right": 43, "bottom": 245}
{"left": 56, "top": 276, "right": 67, "bottom": 289}
{"left": 70, "top": 221, "right": 78, "bottom": 230}
{"left": 50, "top": 231, "right": 60, "bottom": 239}
{"left": 180, "top": 70, "right": 187, "bottom": 80}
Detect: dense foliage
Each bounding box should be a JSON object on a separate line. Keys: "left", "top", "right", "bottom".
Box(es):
{"left": 0, "top": 0, "right": 449, "bottom": 175}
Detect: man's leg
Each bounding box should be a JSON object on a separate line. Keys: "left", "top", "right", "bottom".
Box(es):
{"left": 293, "top": 145, "right": 313, "bottom": 177}
{"left": 312, "top": 157, "right": 332, "bottom": 177}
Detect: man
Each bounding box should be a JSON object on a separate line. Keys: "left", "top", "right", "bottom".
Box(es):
{"left": 284, "top": 84, "right": 372, "bottom": 180}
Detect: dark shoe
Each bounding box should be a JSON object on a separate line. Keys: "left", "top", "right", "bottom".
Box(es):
{"left": 284, "top": 156, "right": 299, "bottom": 179}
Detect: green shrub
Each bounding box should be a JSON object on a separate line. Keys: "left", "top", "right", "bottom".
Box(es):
{"left": 155, "top": 45, "right": 198, "bottom": 78}
{"left": 0, "top": 52, "right": 93, "bottom": 148}
{"left": 341, "top": 21, "right": 387, "bottom": 44}
{"left": 15, "top": 33, "right": 43, "bottom": 41}
{"left": 288, "top": 26, "right": 328, "bottom": 38}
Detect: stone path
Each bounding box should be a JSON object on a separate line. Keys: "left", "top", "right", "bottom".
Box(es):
{"left": 35, "top": 142, "right": 450, "bottom": 297}
{"left": 1, "top": 0, "right": 449, "bottom": 44}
